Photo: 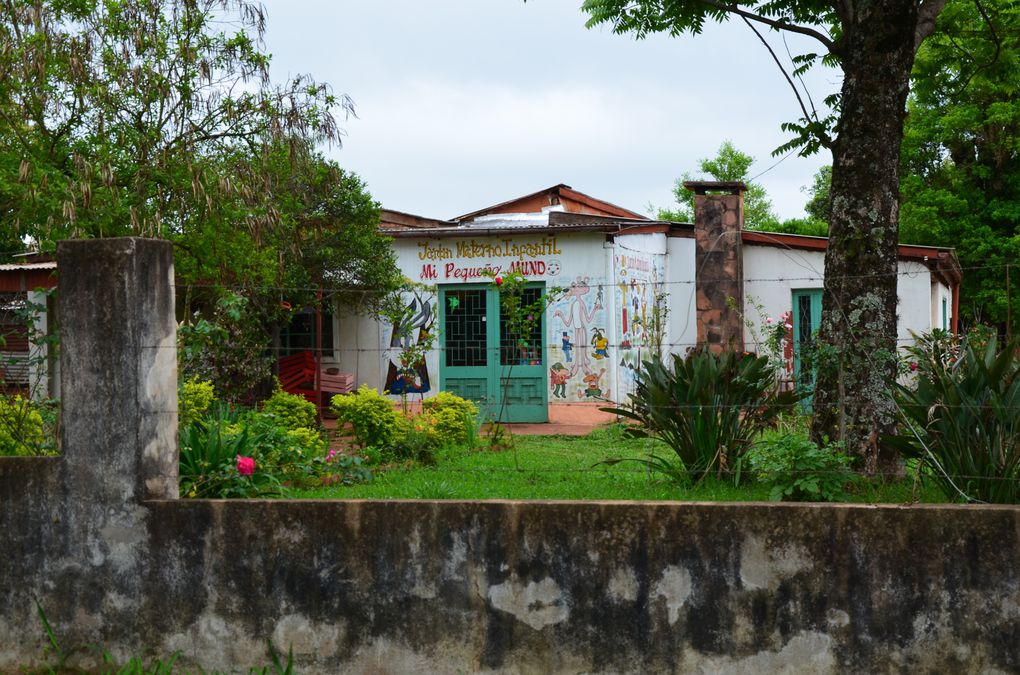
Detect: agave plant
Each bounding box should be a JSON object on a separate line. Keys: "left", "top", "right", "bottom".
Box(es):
{"left": 603, "top": 347, "right": 802, "bottom": 484}
{"left": 886, "top": 336, "right": 1020, "bottom": 503}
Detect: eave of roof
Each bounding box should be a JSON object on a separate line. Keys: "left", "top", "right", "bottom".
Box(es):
{"left": 0, "top": 261, "right": 58, "bottom": 292}
{"left": 741, "top": 230, "right": 962, "bottom": 285}
{"left": 452, "top": 184, "right": 647, "bottom": 222}
{"left": 382, "top": 211, "right": 675, "bottom": 238}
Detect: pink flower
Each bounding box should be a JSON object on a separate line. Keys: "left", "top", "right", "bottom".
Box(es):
{"left": 909, "top": 362, "right": 918, "bottom": 372}
{"left": 236, "top": 455, "right": 255, "bottom": 476}
{"left": 494, "top": 276, "right": 503, "bottom": 286}
{"left": 326, "top": 449, "right": 339, "bottom": 463}
{"left": 766, "top": 317, "right": 774, "bottom": 325}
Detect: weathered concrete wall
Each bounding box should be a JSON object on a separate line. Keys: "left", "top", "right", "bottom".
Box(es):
{"left": 2, "top": 238, "right": 1019, "bottom": 673}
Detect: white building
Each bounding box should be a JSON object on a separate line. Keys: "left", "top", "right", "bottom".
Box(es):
{"left": 335, "top": 183, "right": 960, "bottom": 423}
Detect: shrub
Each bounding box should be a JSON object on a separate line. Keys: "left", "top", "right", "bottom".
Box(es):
{"left": 0, "top": 395, "right": 49, "bottom": 456}
{"left": 421, "top": 391, "right": 479, "bottom": 446}
{"left": 603, "top": 347, "right": 802, "bottom": 484}
{"left": 178, "top": 378, "right": 216, "bottom": 428}
{"left": 748, "top": 434, "right": 856, "bottom": 501}
{"left": 885, "top": 336, "right": 1020, "bottom": 503}
{"left": 262, "top": 387, "right": 317, "bottom": 431}
{"left": 331, "top": 385, "right": 402, "bottom": 448}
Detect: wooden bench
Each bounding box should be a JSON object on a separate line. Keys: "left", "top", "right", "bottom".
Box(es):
{"left": 277, "top": 351, "right": 354, "bottom": 404}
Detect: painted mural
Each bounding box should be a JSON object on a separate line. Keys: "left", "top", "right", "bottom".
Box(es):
{"left": 614, "top": 250, "right": 666, "bottom": 399}
{"left": 383, "top": 289, "right": 436, "bottom": 396}
{"left": 548, "top": 276, "right": 609, "bottom": 401}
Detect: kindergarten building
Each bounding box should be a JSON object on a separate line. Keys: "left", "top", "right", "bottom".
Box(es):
{"left": 338, "top": 182, "right": 961, "bottom": 423}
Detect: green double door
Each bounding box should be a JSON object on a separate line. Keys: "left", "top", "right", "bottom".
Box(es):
{"left": 439, "top": 284, "right": 548, "bottom": 423}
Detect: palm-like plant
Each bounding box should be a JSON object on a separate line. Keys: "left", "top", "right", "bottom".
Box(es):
{"left": 604, "top": 347, "right": 802, "bottom": 484}
{"left": 886, "top": 336, "right": 1020, "bottom": 503}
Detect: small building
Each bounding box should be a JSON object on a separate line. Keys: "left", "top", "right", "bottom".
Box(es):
{"left": 0, "top": 260, "right": 58, "bottom": 398}
{"left": 338, "top": 182, "right": 961, "bottom": 423}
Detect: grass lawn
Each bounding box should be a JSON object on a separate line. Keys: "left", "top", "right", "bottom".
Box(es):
{"left": 290, "top": 425, "right": 945, "bottom": 503}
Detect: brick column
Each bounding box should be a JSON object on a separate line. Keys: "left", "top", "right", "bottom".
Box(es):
{"left": 686, "top": 181, "right": 746, "bottom": 353}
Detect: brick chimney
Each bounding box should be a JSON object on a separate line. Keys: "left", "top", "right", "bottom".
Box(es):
{"left": 685, "top": 181, "right": 746, "bottom": 353}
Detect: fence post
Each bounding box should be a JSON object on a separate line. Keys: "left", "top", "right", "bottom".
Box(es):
{"left": 58, "top": 237, "right": 178, "bottom": 503}
{"left": 49, "top": 238, "right": 177, "bottom": 645}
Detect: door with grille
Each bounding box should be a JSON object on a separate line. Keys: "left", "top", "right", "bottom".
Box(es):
{"left": 792, "top": 288, "right": 823, "bottom": 405}
{"left": 439, "top": 284, "right": 548, "bottom": 423}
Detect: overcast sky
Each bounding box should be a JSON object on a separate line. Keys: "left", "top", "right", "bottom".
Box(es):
{"left": 258, "top": 1, "right": 839, "bottom": 221}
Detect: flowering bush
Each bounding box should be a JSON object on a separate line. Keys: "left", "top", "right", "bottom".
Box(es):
{"left": 236, "top": 455, "right": 255, "bottom": 476}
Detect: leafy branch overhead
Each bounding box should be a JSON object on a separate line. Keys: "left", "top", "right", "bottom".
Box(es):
{"left": 0, "top": 0, "right": 349, "bottom": 248}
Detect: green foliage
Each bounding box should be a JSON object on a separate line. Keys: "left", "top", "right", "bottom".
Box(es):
{"left": 0, "top": 0, "right": 345, "bottom": 248}
{"left": 0, "top": 395, "right": 52, "bottom": 456}
{"left": 748, "top": 434, "right": 856, "bottom": 501}
{"left": 179, "top": 410, "right": 282, "bottom": 498}
{"left": 886, "top": 336, "right": 1020, "bottom": 503}
{"left": 331, "top": 385, "right": 403, "bottom": 449}
{"left": 178, "top": 292, "right": 274, "bottom": 405}
{"left": 803, "top": 165, "right": 832, "bottom": 224}
{"left": 178, "top": 378, "right": 216, "bottom": 428}
{"left": 900, "top": 0, "right": 1020, "bottom": 327}
{"left": 656, "top": 141, "right": 781, "bottom": 231}
{"left": 603, "top": 348, "right": 802, "bottom": 484}
{"left": 262, "top": 387, "right": 318, "bottom": 431}
{"left": 421, "top": 392, "right": 479, "bottom": 446}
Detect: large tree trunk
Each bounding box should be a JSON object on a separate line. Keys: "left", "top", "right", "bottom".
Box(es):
{"left": 809, "top": 0, "right": 920, "bottom": 475}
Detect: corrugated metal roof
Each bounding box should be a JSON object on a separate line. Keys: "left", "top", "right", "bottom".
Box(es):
{"left": 0, "top": 261, "right": 56, "bottom": 272}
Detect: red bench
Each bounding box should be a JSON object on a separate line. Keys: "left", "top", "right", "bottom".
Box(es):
{"left": 277, "top": 351, "right": 354, "bottom": 404}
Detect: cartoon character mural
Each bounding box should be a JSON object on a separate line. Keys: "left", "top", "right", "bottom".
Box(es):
{"left": 550, "top": 362, "right": 569, "bottom": 399}
{"left": 615, "top": 251, "right": 666, "bottom": 399}
{"left": 591, "top": 327, "right": 609, "bottom": 359}
{"left": 384, "top": 290, "right": 435, "bottom": 395}
{"left": 548, "top": 276, "right": 608, "bottom": 401}
{"left": 581, "top": 368, "right": 605, "bottom": 399}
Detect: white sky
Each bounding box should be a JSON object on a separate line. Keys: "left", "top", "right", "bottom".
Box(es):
{"left": 258, "top": 1, "right": 839, "bottom": 221}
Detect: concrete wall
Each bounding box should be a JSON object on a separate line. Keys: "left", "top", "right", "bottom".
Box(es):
{"left": 5, "top": 238, "right": 1018, "bottom": 673}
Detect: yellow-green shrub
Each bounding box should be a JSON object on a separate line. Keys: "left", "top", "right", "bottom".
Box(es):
{"left": 0, "top": 395, "right": 46, "bottom": 456}
{"left": 421, "top": 391, "right": 478, "bottom": 445}
{"left": 179, "top": 378, "right": 216, "bottom": 427}
{"left": 263, "top": 387, "right": 317, "bottom": 431}
{"left": 331, "top": 385, "right": 402, "bottom": 448}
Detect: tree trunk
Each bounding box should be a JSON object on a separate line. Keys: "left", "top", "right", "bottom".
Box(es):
{"left": 809, "top": 0, "right": 920, "bottom": 475}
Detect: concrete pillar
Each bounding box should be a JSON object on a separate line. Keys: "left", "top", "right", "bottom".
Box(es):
{"left": 58, "top": 237, "right": 178, "bottom": 502}
{"left": 686, "top": 181, "right": 746, "bottom": 353}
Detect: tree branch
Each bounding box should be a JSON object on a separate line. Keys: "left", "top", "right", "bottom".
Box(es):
{"left": 697, "top": 0, "right": 837, "bottom": 53}
{"left": 743, "top": 17, "right": 833, "bottom": 148}
{"left": 915, "top": 0, "right": 950, "bottom": 51}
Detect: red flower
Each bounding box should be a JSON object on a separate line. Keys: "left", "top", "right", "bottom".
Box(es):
{"left": 494, "top": 276, "right": 503, "bottom": 286}
{"left": 909, "top": 362, "right": 918, "bottom": 372}
{"left": 236, "top": 455, "right": 255, "bottom": 476}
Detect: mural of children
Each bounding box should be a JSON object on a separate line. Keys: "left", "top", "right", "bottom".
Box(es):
{"left": 550, "top": 362, "right": 569, "bottom": 399}
{"left": 582, "top": 368, "right": 605, "bottom": 398}
{"left": 561, "top": 331, "right": 573, "bottom": 362}
{"left": 591, "top": 327, "right": 609, "bottom": 359}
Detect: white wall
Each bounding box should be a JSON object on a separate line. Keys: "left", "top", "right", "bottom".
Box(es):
{"left": 742, "top": 244, "right": 942, "bottom": 353}
{"left": 665, "top": 236, "right": 697, "bottom": 357}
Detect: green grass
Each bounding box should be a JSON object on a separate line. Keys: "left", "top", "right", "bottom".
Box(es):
{"left": 289, "top": 425, "right": 946, "bottom": 503}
